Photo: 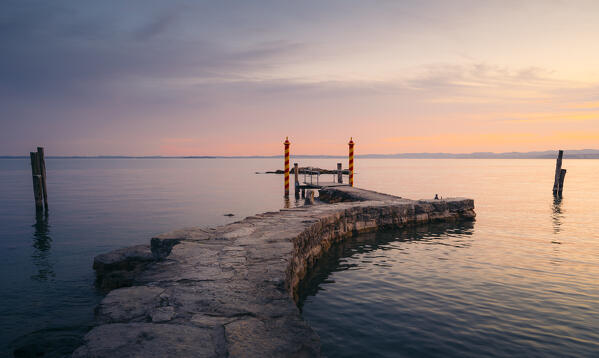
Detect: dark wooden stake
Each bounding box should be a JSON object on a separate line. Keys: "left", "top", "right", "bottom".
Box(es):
{"left": 30, "top": 152, "right": 44, "bottom": 211}
{"left": 552, "top": 150, "right": 563, "bottom": 195}
{"left": 37, "top": 147, "right": 48, "bottom": 210}
{"left": 294, "top": 163, "right": 300, "bottom": 198}
{"left": 558, "top": 169, "right": 566, "bottom": 196}
{"left": 337, "top": 163, "right": 342, "bottom": 183}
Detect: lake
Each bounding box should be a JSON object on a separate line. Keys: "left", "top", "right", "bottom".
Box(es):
{"left": 0, "top": 158, "right": 598, "bottom": 357}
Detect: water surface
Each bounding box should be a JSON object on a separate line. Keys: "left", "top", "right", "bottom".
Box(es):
{"left": 301, "top": 159, "right": 599, "bottom": 357}
{"left": 0, "top": 158, "right": 291, "bottom": 357}
{"left": 0, "top": 158, "right": 597, "bottom": 357}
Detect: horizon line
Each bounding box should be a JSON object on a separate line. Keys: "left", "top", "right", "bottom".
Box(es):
{"left": 2, "top": 148, "right": 599, "bottom": 159}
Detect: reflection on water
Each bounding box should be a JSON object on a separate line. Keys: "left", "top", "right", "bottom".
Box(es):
{"left": 284, "top": 195, "right": 305, "bottom": 209}
{"left": 301, "top": 205, "right": 599, "bottom": 357}
{"left": 11, "top": 326, "right": 88, "bottom": 358}
{"left": 298, "top": 222, "right": 475, "bottom": 308}
{"left": 551, "top": 196, "right": 564, "bottom": 236}
{"left": 31, "top": 211, "right": 54, "bottom": 281}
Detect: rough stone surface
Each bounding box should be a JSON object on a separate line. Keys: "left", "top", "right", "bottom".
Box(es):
{"left": 93, "top": 244, "right": 154, "bottom": 289}
{"left": 95, "top": 286, "right": 165, "bottom": 323}
{"left": 72, "top": 323, "right": 218, "bottom": 358}
{"left": 75, "top": 187, "right": 475, "bottom": 357}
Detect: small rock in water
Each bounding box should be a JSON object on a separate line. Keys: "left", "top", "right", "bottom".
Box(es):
{"left": 224, "top": 213, "right": 235, "bottom": 217}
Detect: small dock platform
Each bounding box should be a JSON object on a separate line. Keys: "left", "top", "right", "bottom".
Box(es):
{"left": 296, "top": 182, "right": 349, "bottom": 190}
{"left": 294, "top": 166, "right": 349, "bottom": 193}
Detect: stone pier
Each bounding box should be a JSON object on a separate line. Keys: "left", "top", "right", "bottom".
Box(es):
{"left": 73, "top": 187, "right": 475, "bottom": 358}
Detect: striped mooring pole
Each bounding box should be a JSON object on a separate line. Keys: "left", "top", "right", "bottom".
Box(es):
{"left": 284, "top": 137, "right": 290, "bottom": 197}
{"left": 348, "top": 137, "right": 355, "bottom": 186}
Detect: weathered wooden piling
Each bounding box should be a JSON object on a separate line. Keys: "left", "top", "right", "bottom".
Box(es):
{"left": 348, "top": 138, "right": 354, "bottom": 186}
{"left": 294, "top": 163, "right": 300, "bottom": 198}
{"left": 304, "top": 189, "right": 315, "bottom": 205}
{"left": 37, "top": 147, "right": 48, "bottom": 210}
{"left": 552, "top": 150, "right": 563, "bottom": 195}
{"left": 284, "top": 137, "right": 290, "bottom": 197}
{"left": 558, "top": 169, "right": 566, "bottom": 196}
{"left": 337, "top": 163, "right": 342, "bottom": 183}
{"left": 30, "top": 152, "right": 44, "bottom": 210}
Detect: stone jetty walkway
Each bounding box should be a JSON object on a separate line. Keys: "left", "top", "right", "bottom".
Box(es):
{"left": 73, "top": 187, "right": 475, "bottom": 357}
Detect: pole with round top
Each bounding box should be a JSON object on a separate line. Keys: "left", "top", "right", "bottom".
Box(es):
{"left": 348, "top": 137, "right": 354, "bottom": 186}
{"left": 284, "top": 137, "right": 290, "bottom": 197}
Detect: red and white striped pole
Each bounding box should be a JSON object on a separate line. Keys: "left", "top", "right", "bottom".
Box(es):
{"left": 284, "top": 137, "right": 290, "bottom": 197}
{"left": 348, "top": 137, "right": 354, "bottom": 186}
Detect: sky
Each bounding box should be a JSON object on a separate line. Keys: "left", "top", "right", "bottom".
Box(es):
{"left": 1, "top": 0, "right": 599, "bottom": 156}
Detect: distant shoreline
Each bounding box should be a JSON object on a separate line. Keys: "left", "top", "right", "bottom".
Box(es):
{"left": 2, "top": 150, "right": 599, "bottom": 160}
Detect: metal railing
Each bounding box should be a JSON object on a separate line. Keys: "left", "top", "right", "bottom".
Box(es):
{"left": 303, "top": 167, "right": 320, "bottom": 186}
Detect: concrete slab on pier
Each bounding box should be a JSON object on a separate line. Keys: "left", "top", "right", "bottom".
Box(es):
{"left": 74, "top": 187, "right": 475, "bottom": 358}
{"left": 319, "top": 186, "right": 404, "bottom": 202}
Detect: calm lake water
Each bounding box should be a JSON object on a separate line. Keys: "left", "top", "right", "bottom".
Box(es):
{"left": 0, "top": 158, "right": 598, "bottom": 357}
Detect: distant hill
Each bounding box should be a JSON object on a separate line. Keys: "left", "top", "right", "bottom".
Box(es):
{"left": 1, "top": 149, "right": 598, "bottom": 159}
{"left": 358, "top": 149, "right": 599, "bottom": 159}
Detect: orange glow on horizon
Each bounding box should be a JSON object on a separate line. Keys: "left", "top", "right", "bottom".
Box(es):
{"left": 156, "top": 129, "right": 599, "bottom": 156}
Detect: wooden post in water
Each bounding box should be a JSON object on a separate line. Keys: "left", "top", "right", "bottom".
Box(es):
{"left": 348, "top": 138, "right": 355, "bottom": 187}
{"left": 284, "top": 137, "right": 290, "bottom": 197}
{"left": 552, "top": 150, "right": 563, "bottom": 195}
{"left": 294, "top": 163, "right": 300, "bottom": 198}
{"left": 337, "top": 163, "right": 342, "bottom": 183}
{"left": 37, "top": 147, "right": 48, "bottom": 210}
{"left": 30, "top": 152, "right": 44, "bottom": 211}
{"left": 558, "top": 169, "right": 566, "bottom": 196}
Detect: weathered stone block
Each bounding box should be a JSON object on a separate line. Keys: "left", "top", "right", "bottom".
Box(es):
{"left": 72, "top": 323, "right": 217, "bottom": 358}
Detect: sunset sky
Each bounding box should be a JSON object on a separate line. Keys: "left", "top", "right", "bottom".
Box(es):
{"left": 2, "top": 0, "right": 599, "bottom": 156}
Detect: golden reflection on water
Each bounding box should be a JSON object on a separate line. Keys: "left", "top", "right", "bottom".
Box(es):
{"left": 551, "top": 196, "right": 563, "bottom": 236}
